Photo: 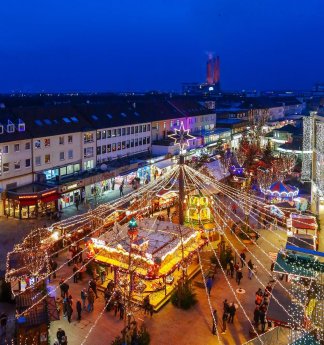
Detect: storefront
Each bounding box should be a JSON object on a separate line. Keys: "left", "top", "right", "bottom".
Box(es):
{"left": 59, "top": 181, "right": 84, "bottom": 209}
{"left": 5, "top": 186, "right": 59, "bottom": 219}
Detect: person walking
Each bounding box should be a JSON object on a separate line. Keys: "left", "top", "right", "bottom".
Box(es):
{"left": 226, "top": 261, "right": 231, "bottom": 276}
{"left": 66, "top": 302, "right": 73, "bottom": 323}
{"left": 59, "top": 279, "right": 69, "bottom": 298}
{"left": 223, "top": 299, "right": 230, "bottom": 314}
{"left": 212, "top": 309, "right": 218, "bottom": 335}
{"left": 76, "top": 300, "right": 82, "bottom": 321}
{"left": 81, "top": 288, "right": 87, "bottom": 310}
{"left": 236, "top": 268, "right": 243, "bottom": 285}
{"left": 259, "top": 307, "right": 266, "bottom": 332}
{"left": 119, "top": 184, "right": 124, "bottom": 197}
{"left": 75, "top": 196, "right": 80, "bottom": 211}
{"left": 248, "top": 259, "right": 254, "bottom": 280}
{"left": 56, "top": 328, "right": 66, "bottom": 344}
{"left": 240, "top": 251, "right": 246, "bottom": 267}
{"left": 87, "top": 288, "right": 95, "bottom": 312}
{"left": 206, "top": 276, "right": 213, "bottom": 296}
{"left": 221, "top": 310, "right": 228, "bottom": 334}
{"left": 73, "top": 264, "right": 79, "bottom": 283}
{"left": 228, "top": 303, "right": 237, "bottom": 323}
{"left": 254, "top": 306, "right": 260, "bottom": 327}
{"left": 89, "top": 279, "right": 98, "bottom": 298}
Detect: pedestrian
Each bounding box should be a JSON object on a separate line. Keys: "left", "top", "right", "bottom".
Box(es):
{"left": 56, "top": 328, "right": 66, "bottom": 344}
{"left": 75, "top": 197, "right": 80, "bottom": 210}
{"left": 62, "top": 297, "right": 68, "bottom": 317}
{"left": 100, "top": 270, "right": 106, "bottom": 285}
{"left": 223, "top": 299, "right": 229, "bottom": 313}
{"left": 248, "top": 259, "right": 254, "bottom": 280}
{"left": 226, "top": 261, "right": 231, "bottom": 276}
{"left": 228, "top": 303, "right": 237, "bottom": 323}
{"left": 236, "top": 268, "right": 243, "bottom": 285}
{"left": 76, "top": 300, "right": 82, "bottom": 320}
{"left": 89, "top": 279, "right": 98, "bottom": 298}
{"left": 60, "top": 280, "right": 69, "bottom": 298}
{"left": 81, "top": 288, "right": 87, "bottom": 310}
{"left": 206, "top": 276, "right": 213, "bottom": 295}
{"left": 119, "top": 184, "right": 124, "bottom": 197}
{"left": 240, "top": 251, "right": 246, "bottom": 267}
{"left": 255, "top": 293, "right": 263, "bottom": 306}
{"left": 212, "top": 309, "right": 218, "bottom": 335}
{"left": 254, "top": 306, "right": 260, "bottom": 327}
{"left": 87, "top": 288, "right": 95, "bottom": 312}
{"left": 221, "top": 310, "right": 228, "bottom": 334}
{"left": 73, "top": 264, "right": 78, "bottom": 283}
{"left": 259, "top": 307, "right": 266, "bottom": 332}
{"left": 229, "top": 260, "right": 234, "bottom": 278}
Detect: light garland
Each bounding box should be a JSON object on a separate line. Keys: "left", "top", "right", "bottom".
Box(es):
{"left": 301, "top": 116, "right": 313, "bottom": 182}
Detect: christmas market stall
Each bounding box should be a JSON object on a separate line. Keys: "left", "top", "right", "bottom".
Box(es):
{"left": 288, "top": 213, "right": 318, "bottom": 242}
{"left": 153, "top": 189, "right": 178, "bottom": 212}
{"left": 89, "top": 218, "right": 205, "bottom": 311}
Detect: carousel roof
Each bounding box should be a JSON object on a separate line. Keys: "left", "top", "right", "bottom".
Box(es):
{"left": 263, "top": 181, "right": 299, "bottom": 196}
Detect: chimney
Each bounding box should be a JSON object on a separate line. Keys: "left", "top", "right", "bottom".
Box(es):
{"left": 213, "top": 56, "right": 220, "bottom": 84}
{"left": 206, "top": 56, "right": 213, "bottom": 85}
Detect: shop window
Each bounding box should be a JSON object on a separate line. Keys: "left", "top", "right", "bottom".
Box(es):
{"left": 97, "top": 131, "right": 101, "bottom": 140}
{"left": 139, "top": 138, "right": 142, "bottom": 146}
{"left": 127, "top": 127, "right": 130, "bottom": 135}
{"left": 102, "top": 130, "right": 106, "bottom": 139}
{"left": 135, "top": 139, "right": 138, "bottom": 147}
{"left": 126, "top": 140, "right": 130, "bottom": 148}
{"left": 122, "top": 128, "right": 126, "bottom": 136}
{"left": 147, "top": 137, "right": 150, "bottom": 144}
{"left": 60, "top": 152, "right": 65, "bottom": 161}
{"left": 44, "top": 138, "right": 50, "bottom": 147}
{"left": 3, "top": 163, "right": 9, "bottom": 172}
{"left": 59, "top": 136, "right": 64, "bottom": 145}
{"left": 67, "top": 165, "right": 73, "bottom": 175}
{"left": 68, "top": 135, "right": 73, "bottom": 143}
{"left": 84, "top": 147, "right": 94, "bottom": 158}
{"left": 107, "top": 130, "right": 111, "bottom": 138}
{"left": 117, "top": 142, "right": 121, "bottom": 150}
{"left": 34, "top": 140, "right": 41, "bottom": 149}
{"left": 83, "top": 133, "right": 94, "bottom": 143}
{"left": 97, "top": 146, "right": 101, "bottom": 155}
{"left": 135, "top": 126, "right": 138, "bottom": 134}
{"left": 68, "top": 150, "right": 73, "bottom": 159}
{"left": 117, "top": 128, "right": 121, "bottom": 137}
{"left": 25, "top": 159, "right": 31, "bottom": 168}
{"left": 131, "top": 140, "right": 134, "bottom": 148}
{"left": 102, "top": 145, "right": 106, "bottom": 154}
{"left": 131, "top": 127, "right": 134, "bottom": 134}
{"left": 60, "top": 166, "right": 67, "bottom": 176}
{"left": 112, "top": 143, "right": 116, "bottom": 152}
{"left": 35, "top": 156, "right": 41, "bottom": 166}
{"left": 14, "top": 161, "right": 21, "bottom": 170}
{"left": 3, "top": 145, "right": 8, "bottom": 154}
{"left": 74, "top": 163, "right": 80, "bottom": 172}
{"left": 14, "top": 144, "right": 20, "bottom": 152}
{"left": 122, "top": 141, "right": 126, "bottom": 149}
{"left": 25, "top": 142, "right": 30, "bottom": 150}
{"left": 107, "top": 144, "right": 111, "bottom": 152}
{"left": 45, "top": 154, "right": 51, "bottom": 164}
{"left": 139, "top": 125, "right": 142, "bottom": 133}
{"left": 143, "top": 137, "right": 147, "bottom": 145}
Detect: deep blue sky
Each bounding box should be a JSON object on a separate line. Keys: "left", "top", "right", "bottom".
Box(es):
{"left": 0, "top": 0, "right": 324, "bottom": 93}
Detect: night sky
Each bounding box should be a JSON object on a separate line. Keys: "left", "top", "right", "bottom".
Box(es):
{"left": 1, "top": 0, "right": 324, "bottom": 93}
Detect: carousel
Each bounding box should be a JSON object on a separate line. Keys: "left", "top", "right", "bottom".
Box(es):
{"left": 261, "top": 181, "right": 299, "bottom": 201}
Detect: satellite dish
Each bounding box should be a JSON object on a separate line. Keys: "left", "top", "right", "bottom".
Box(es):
{"left": 100, "top": 164, "right": 107, "bottom": 171}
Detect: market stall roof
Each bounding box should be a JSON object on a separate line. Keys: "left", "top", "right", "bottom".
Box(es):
{"left": 273, "top": 252, "right": 318, "bottom": 278}
{"left": 156, "top": 189, "right": 178, "bottom": 199}
{"left": 286, "top": 235, "right": 315, "bottom": 250}
{"left": 266, "top": 281, "right": 306, "bottom": 326}
{"left": 290, "top": 333, "right": 321, "bottom": 345}
{"left": 263, "top": 181, "right": 299, "bottom": 197}
{"left": 291, "top": 213, "right": 318, "bottom": 231}
{"left": 154, "top": 159, "right": 176, "bottom": 170}
{"left": 204, "top": 160, "right": 230, "bottom": 181}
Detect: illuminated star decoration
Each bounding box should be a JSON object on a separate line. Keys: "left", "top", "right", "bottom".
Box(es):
{"left": 168, "top": 121, "right": 196, "bottom": 152}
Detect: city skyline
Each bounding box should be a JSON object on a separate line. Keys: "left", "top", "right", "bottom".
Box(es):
{"left": 0, "top": 0, "right": 324, "bottom": 93}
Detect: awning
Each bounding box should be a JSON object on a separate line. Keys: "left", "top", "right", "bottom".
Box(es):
{"left": 19, "top": 199, "right": 37, "bottom": 206}
{"left": 154, "top": 159, "right": 175, "bottom": 170}
{"left": 41, "top": 193, "right": 60, "bottom": 203}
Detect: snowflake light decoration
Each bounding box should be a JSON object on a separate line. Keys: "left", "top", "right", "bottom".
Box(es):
{"left": 168, "top": 121, "right": 196, "bottom": 152}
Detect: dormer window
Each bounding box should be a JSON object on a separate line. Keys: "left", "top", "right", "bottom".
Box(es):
{"left": 18, "top": 119, "right": 25, "bottom": 132}
{"left": 7, "top": 120, "right": 15, "bottom": 133}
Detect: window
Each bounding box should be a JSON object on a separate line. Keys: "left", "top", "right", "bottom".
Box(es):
{"left": 122, "top": 128, "right": 126, "bottom": 136}
{"left": 68, "top": 135, "right": 73, "bottom": 143}
{"left": 147, "top": 124, "right": 150, "bottom": 131}
{"left": 60, "top": 166, "right": 67, "bottom": 176}
{"left": 97, "top": 131, "right": 101, "bottom": 140}
{"left": 147, "top": 137, "right": 150, "bottom": 144}
{"left": 97, "top": 146, "right": 101, "bottom": 155}
{"left": 135, "top": 138, "right": 138, "bottom": 147}
{"left": 122, "top": 141, "right": 126, "bottom": 149}
{"left": 44, "top": 138, "right": 50, "bottom": 147}
{"left": 84, "top": 147, "right": 94, "bottom": 158}
{"left": 18, "top": 121, "right": 25, "bottom": 132}
{"left": 70, "top": 116, "right": 78, "bottom": 123}
{"left": 3, "top": 163, "right": 9, "bottom": 172}
{"left": 34, "top": 140, "right": 41, "bottom": 149}
{"left": 107, "top": 130, "right": 111, "bottom": 138}
{"left": 170, "top": 120, "right": 174, "bottom": 127}
{"left": 25, "top": 159, "right": 31, "bottom": 168}
{"left": 7, "top": 123, "right": 14, "bottom": 133}
{"left": 60, "top": 152, "right": 65, "bottom": 161}
{"left": 127, "top": 127, "right": 130, "bottom": 135}
{"left": 117, "top": 142, "right": 121, "bottom": 151}
{"left": 139, "top": 125, "right": 142, "bottom": 133}
{"left": 44, "top": 119, "right": 52, "bottom": 125}
{"left": 59, "top": 136, "right": 64, "bottom": 145}
{"left": 176, "top": 120, "right": 180, "bottom": 126}
{"left": 68, "top": 150, "right": 73, "bottom": 159}
{"left": 135, "top": 126, "right": 138, "bottom": 134}
{"left": 67, "top": 165, "right": 74, "bottom": 174}
{"left": 126, "top": 140, "right": 130, "bottom": 148}
{"left": 14, "top": 144, "right": 20, "bottom": 152}
{"left": 102, "top": 145, "right": 106, "bottom": 154}
{"left": 131, "top": 140, "right": 134, "bottom": 148}
{"left": 83, "top": 133, "right": 94, "bottom": 143}
{"left": 63, "top": 117, "right": 71, "bottom": 123}
{"left": 143, "top": 125, "right": 147, "bottom": 132}
{"left": 143, "top": 137, "right": 147, "bottom": 145}
{"left": 14, "top": 161, "right": 21, "bottom": 170}
{"left": 102, "top": 131, "right": 106, "bottom": 139}
{"left": 3, "top": 145, "right": 8, "bottom": 154}
{"left": 163, "top": 122, "right": 166, "bottom": 129}
{"left": 74, "top": 163, "right": 80, "bottom": 172}
{"left": 131, "top": 127, "right": 134, "bottom": 134}
{"left": 112, "top": 143, "right": 116, "bottom": 151}
{"left": 117, "top": 128, "right": 121, "bottom": 137}
{"left": 45, "top": 154, "right": 51, "bottom": 164}
{"left": 139, "top": 138, "right": 142, "bottom": 146}
{"left": 107, "top": 144, "right": 111, "bottom": 152}
{"left": 35, "top": 156, "right": 41, "bottom": 166}
{"left": 25, "top": 142, "right": 30, "bottom": 150}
